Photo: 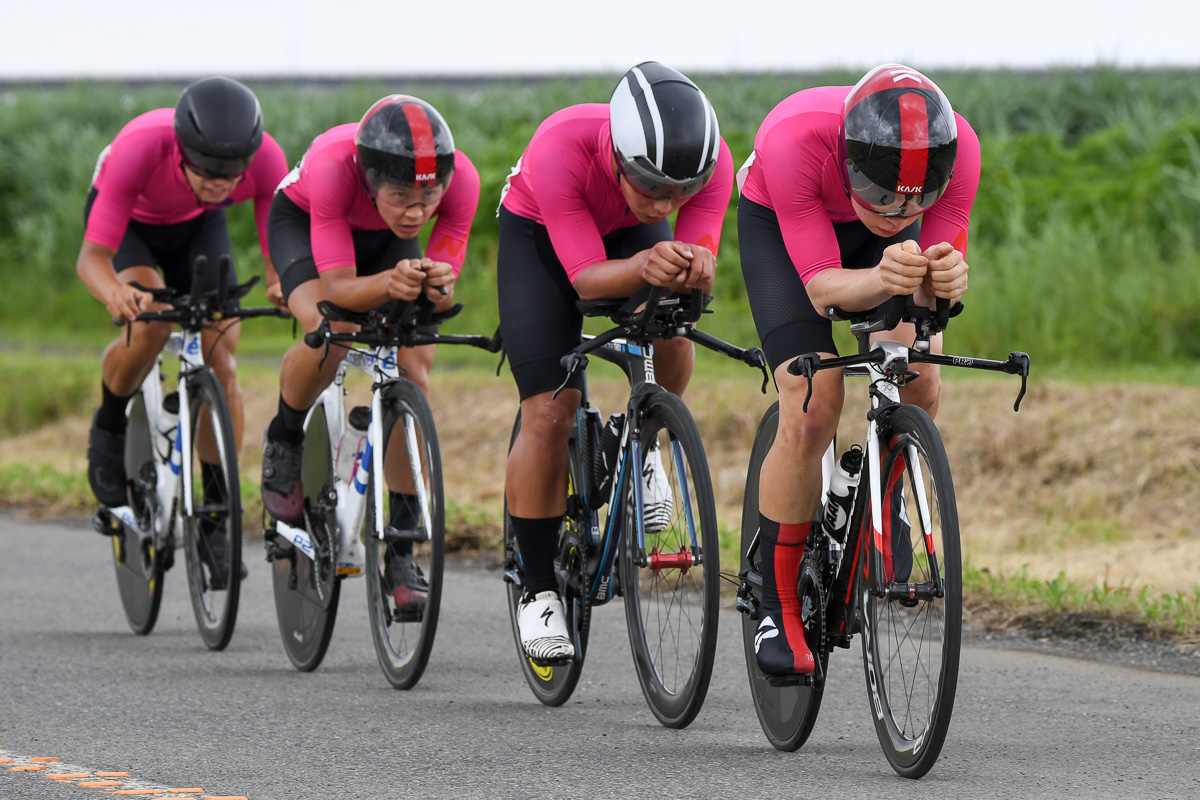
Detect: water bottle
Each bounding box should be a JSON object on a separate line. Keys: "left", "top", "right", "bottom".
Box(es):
{"left": 822, "top": 445, "right": 863, "bottom": 545}
{"left": 157, "top": 391, "right": 180, "bottom": 460}
{"left": 336, "top": 406, "right": 371, "bottom": 483}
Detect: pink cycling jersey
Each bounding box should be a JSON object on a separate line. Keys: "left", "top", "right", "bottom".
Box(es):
{"left": 85, "top": 108, "right": 287, "bottom": 261}
{"left": 500, "top": 104, "right": 735, "bottom": 283}
{"left": 280, "top": 124, "right": 480, "bottom": 275}
{"left": 740, "top": 86, "right": 981, "bottom": 284}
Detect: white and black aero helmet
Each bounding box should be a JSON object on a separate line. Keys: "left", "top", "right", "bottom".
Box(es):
{"left": 609, "top": 62, "right": 720, "bottom": 197}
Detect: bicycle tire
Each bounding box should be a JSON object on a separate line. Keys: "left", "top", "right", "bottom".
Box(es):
{"left": 271, "top": 400, "right": 341, "bottom": 672}
{"left": 365, "top": 379, "right": 445, "bottom": 690}
{"left": 179, "top": 368, "right": 242, "bottom": 651}
{"left": 738, "top": 401, "right": 829, "bottom": 750}
{"left": 502, "top": 410, "right": 591, "bottom": 707}
{"left": 621, "top": 390, "right": 719, "bottom": 729}
{"left": 112, "top": 391, "right": 166, "bottom": 636}
{"left": 861, "top": 404, "right": 961, "bottom": 778}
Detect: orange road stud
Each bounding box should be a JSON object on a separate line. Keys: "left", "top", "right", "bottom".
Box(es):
{"left": 78, "top": 780, "right": 124, "bottom": 787}
{"left": 30, "top": 757, "right": 60, "bottom": 763}
{"left": 11, "top": 766, "right": 46, "bottom": 772}
{"left": 47, "top": 773, "right": 91, "bottom": 780}
{"left": 98, "top": 772, "right": 133, "bottom": 777}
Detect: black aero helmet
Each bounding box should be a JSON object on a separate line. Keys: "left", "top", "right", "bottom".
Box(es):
{"left": 355, "top": 95, "right": 456, "bottom": 194}
{"left": 841, "top": 64, "right": 958, "bottom": 216}
{"left": 609, "top": 61, "right": 720, "bottom": 198}
{"left": 174, "top": 77, "right": 264, "bottom": 179}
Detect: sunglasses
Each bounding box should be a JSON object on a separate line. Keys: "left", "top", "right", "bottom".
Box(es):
{"left": 617, "top": 155, "right": 714, "bottom": 199}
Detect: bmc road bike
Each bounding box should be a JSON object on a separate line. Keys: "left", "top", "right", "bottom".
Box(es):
{"left": 93, "top": 255, "right": 283, "bottom": 650}
{"left": 265, "top": 298, "right": 499, "bottom": 688}
{"left": 735, "top": 298, "right": 1029, "bottom": 777}
{"left": 503, "top": 290, "right": 769, "bottom": 728}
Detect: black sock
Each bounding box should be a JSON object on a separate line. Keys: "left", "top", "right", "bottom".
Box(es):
{"left": 267, "top": 394, "right": 307, "bottom": 446}
{"left": 198, "top": 461, "right": 224, "bottom": 538}
{"left": 387, "top": 492, "right": 420, "bottom": 557}
{"left": 510, "top": 514, "right": 562, "bottom": 595}
{"left": 96, "top": 381, "right": 133, "bottom": 435}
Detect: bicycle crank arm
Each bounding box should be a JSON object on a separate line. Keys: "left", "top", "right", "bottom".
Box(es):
{"left": 272, "top": 520, "right": 317, "bottom": 562}
{"left": 92, "top": 506, "right": 143, "bottom": 539}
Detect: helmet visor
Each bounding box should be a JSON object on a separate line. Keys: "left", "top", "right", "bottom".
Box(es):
{"left": 618, "top": 154, "right": 715, "bottom": 199}
{"left": 181, "top": 146, "right": 252, "bottom": 179}
{"left": 846, "top": 162, "right": 947, "bottom": 217}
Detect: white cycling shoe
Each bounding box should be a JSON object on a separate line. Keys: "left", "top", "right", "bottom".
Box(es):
{"left": 642, "top": 441, "right": 674, "bottom": 534}
{"left": 518, "top": 590, "right": 575, "bottom": 664}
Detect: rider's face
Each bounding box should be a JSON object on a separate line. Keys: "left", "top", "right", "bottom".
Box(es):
{"left": 183, "top": 165, "right": 242, "bottom": 204}
{"left": 850, "top": 196, "right": 922, "bottom": 238}
{"left": 373, "top": 180, "right": 448, "bottom": 239}
{"left": 618, "top": 174, "right": 690, "bottom": 226}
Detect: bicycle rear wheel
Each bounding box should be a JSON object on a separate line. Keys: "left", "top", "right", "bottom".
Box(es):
{"left": 738, "top": 401, "right": 828, "bottom": 750}
{"left": 621, "top": 390, "right": 719, "bottom": 729}
{"left": 861, "top": 404, "right": 961, "bottom": 778}
{"left": 502, "top": 410, "right": 592, "bottom": 707}
{"left": 112, "top": 391, "right": 166, "bottom": 635}
{"left": 270, "top": 401, "right": 341, "bottom": 671}
{"left": 365, "top": 380, "right": 445, "bottom": 690}
{"left": 179, "top": 368, "right": 242, "bottom": 651}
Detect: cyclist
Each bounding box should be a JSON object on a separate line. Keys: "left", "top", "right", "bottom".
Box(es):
{"left": 260, "top": 95, "right": 480, "bottom": 615}
{"left": 78, "top": 76, "right": 288, "bottom": 584}
{"left": 497, "top": 62, "right": 734, "bottom": 664}
{"left": 738, "top": 64, "right": 979, "bottom": 676}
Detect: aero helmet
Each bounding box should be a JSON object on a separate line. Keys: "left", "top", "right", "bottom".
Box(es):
{"left": 355, "top": 95, "right": 456, "bottom": 194}
{"left": 610, "top": 62, "right": 720, "bottom": 197}
{"left": 174, "top": 77, "right": 264, "bottom": 179}
{"left": 841, "top": 64, "right": 958, "bottom": 216}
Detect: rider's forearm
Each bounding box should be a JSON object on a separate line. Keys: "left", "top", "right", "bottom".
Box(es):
{"left": 572, "top": 252, "right": 651, "bottom": 300}
{"left": 76, "top": 241, "right": 121, "bottom": 305}
{"left": 805, "top": 266, "right": 892, "bottom": 316}
{"left": 319, "top": 267, "right": 391, "bottom": 313}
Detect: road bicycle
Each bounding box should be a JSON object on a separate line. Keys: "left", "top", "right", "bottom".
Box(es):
{"left": 264, "top": 298, "right": 500, "bottom": 688}
{"left": 735, "top": 298, "right": 1029, "bottom": 777}
{"left": 92, "top": 255, "right": 283, "bottom": 650}
{"left": 502, "top": 289, "right": 769, "bottom": 728}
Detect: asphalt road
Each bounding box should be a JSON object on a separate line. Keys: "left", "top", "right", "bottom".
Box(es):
{"left": 2, "top": 515, "right": 1199, "bottom": 800}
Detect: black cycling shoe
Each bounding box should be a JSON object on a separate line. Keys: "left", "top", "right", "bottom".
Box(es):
{"left": 261, "top": 432, "right": 304, "bottom": 522}
{"left": 87, "top": 411, "right": 127, "bottom": 507}
{"left": 198, "top": 519, "right": 246, "bottom": 591}
{"left": 385, "top": 546, "right": 429, "bottom": 622}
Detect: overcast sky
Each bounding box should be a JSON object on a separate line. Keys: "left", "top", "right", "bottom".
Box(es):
{"left": 4, "top": 0, "right": 1197, "bottom": 79}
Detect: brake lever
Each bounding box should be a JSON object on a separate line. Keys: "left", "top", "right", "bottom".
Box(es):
{"left": 1007, "top": 351, "right": 1031, "bottom": 412}
{"left": 551, "top": 352, "right": 589, "bottom": 399}
{"left": 745, "top": 347, "right": 770, "bottom": 394}
{"left": 786, "top": 353, "right": 822, "bottom": 413}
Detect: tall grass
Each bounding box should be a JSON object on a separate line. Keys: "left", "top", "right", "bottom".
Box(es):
{"left": 2, "top": 69, "right": 1199, "bottom": 368}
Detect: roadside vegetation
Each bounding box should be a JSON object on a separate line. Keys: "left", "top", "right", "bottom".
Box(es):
{"left": 1, "top": 69, "right": 1198, "bottom": 646}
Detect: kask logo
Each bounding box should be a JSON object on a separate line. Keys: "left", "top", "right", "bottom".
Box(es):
{"left": 415, "top": 172, "right": 437, "bottom": 182}
{"left": 896, "top": 184, "right": 923, "bottom": 194}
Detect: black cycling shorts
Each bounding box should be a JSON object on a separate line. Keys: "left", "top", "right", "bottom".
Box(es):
{"left": 84, "top": 187, "right": 239, "bottom": 303}
{"left": 268, "top": 191, "right": 422, "bottom": 305}
{"left": 738, "top": 197, "right": 920, "bottom": 372}
{"left": 497, "top": 206, "right": 671, "bottom": 400}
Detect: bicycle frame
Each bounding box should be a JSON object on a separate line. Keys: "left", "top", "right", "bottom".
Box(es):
{"left": 98, "top": 327, "right": 211, "bottom": 544}
{"left": 272, "top": 343, "right": 422, "bottom": 578}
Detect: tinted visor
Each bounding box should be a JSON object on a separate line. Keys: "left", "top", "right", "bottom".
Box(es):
{"left": 181, "top": 146, "right": 252, "bottom": 179}
{"left": 618, "top": 154, "right": 716, "bottom": 199}
{"left": 846, "top": 162, "right": 947, "bottom": 217}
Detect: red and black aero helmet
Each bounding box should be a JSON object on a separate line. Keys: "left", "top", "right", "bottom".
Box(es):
{"left": 174, "top": 77, "right": 264, "bottom": 179}
{"left": 355, "top": 95, "right": 455, "bottom": 194}
{"left": 609, "top": 61, "right": 720, "bottom": 198}
{"left": 841, "top": 64, "right": 957, "bottom": 216}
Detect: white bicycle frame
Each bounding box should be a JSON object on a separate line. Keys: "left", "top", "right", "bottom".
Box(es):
{"left": 273, "top": 343, "right": 433, "bottom": 578}
{"left": 109, "top": 329, "right": 209, "bottom": 543}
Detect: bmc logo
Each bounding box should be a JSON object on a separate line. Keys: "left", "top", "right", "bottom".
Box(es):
{"left": 415, "top": 172, "right": 437, "bottom": 182}
{"left": 896, "top": 184, "right": 923, "bottom": 194}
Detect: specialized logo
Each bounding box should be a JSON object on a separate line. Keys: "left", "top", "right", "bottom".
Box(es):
{"left": 540, "top": 607, "right": 554, "bottom": 627}
{"left": 755, "top": 616, "right": 779, "bottom": 653}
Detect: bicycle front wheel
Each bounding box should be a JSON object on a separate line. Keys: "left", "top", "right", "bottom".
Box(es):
{"left": 621, "top": 390, "right": 719, "bottom": 729}
{"left": 112, "top": 390, "right": 166, "bottom": 635}
{"left": 738, "top": 401, "right": 828, "bottom": 750}
{"left": 365, "top": 379, "right": 445, "bottom": 690}
{"left": 179, "top": 368, "right": 242, "bottom": 651}
{"left": 861, "top": 404, "right": 961, "bottom": 778}
{"left": 502, "top": 410, "right": 591, "bottom": 707}
{"left": 271, "top": 400, "right": 341, "bottom": 671}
